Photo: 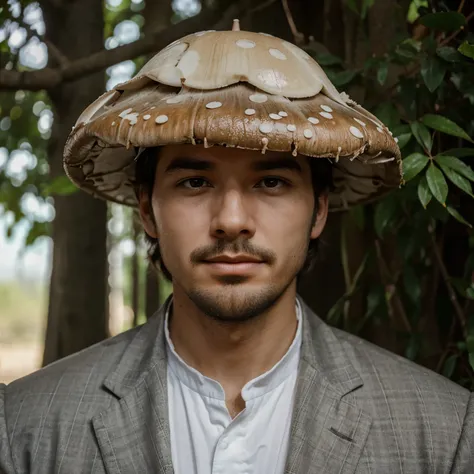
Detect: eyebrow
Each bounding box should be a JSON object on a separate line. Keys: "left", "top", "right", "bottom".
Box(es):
{"left": 164, "top": 156, "right": 303, "bottom": 174}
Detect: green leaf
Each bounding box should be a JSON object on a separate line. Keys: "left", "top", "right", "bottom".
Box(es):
{"left": 469, "top": 353, "right": 474, "bottom": 372}
{"left": 405, "top": 334, "right": 420, "bottom": 361}
{"left": 441, "top": 148, "right": 474, "bottom": 158}
{"left": 442, "top": 354, "right": 458, "bottom": 378}
{"left": 417, "top": 175, "right": 432, "bottom": 208}
{"left": 421, "top": 114, "right": 473, "bottom": 142}
{"left": 327, "top": 296, "right": 346, "bottom": 324}
{"left": 435, "top": 155, "right": 474, "bottom": 181}
{"left": 42, "top": 175, "right": 79, "bottom": 196}
{"left": 374, "top": 197, "right": 398, "bottom": 238}
{"left": 328, "top": 69, "right": 358, "bottom": 86}
{"left": 395, "top": 133, "right": 412, "bottom": 149}
{"left": 349, "top": 204, "right": 365, "bottom": 230}
{"left": 447, "top": 206, "right": 472, "bottom": 228}
{"left": 419, "top": 12, "right": 466, "bottom": 32}
{"left": 345, "top": 0, "right": 359, "bottom": 15}
{"left": 438, "top": 165, "right": 474, "bottom": 197}
{"left": 410, "top": 122, "right": 432, "bottom": 153}
{"left": 458, "top": 41, "right": 474, "bottom": 60}
{"left": 426, "top": 163, "right": 448, "bottom": 206}
{"left": 403, "top": 152, "right": 429, "bottom": 181}
{"left": 361, "top": 0, "right": 375, "bottom": 19}
{"left": 436, "top": 46, "right": 463, "bottom": 62}
{"left": 25, "top": 221, "right": 50, "bottom": 247}
{"left": 420, "top": 55, "right": 446, "bottom": 92}
{"left": 374, "top": 103, "right": 400, "bottom": 129}
{"left": 395, "top": 40, "right": 420, "bottom": 59}
{"left": 313, "top": 52, "right": 343, "bottom": 66}
{"left": 403, "top": 265, "right": 421, "bottom": 303}
{"left": 377, "top": 61, "right": 389, "bottom": 85}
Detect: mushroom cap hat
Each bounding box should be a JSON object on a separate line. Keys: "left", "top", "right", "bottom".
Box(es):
{"left": 63, "top": 20, "right": 403, "bottom": 211}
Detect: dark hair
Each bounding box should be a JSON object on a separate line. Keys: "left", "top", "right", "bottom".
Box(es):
{"left": 134, "top": 146, "right": 333, "bottom": 281}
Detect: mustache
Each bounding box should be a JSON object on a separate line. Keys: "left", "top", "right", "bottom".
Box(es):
{"left": 190, "top": 240, "right": 277, "bottom": 265}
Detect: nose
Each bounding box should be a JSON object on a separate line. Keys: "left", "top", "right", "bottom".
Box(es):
{"left": 210, "top": 189, "right": 256, "bottom": 241}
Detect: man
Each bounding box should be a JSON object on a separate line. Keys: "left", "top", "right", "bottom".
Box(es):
{"left": 1, "top": 21, "right": 472, "bottom": 473}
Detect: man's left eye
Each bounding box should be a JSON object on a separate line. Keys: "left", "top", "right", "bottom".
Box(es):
{"left": 259, "top": 178, "right": 287, "bottom": 188}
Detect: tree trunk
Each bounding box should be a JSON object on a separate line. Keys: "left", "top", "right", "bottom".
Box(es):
{"left": 137, "top": 0, "right": 173, "bottom": 320}
{"left": 41, "top": 0, "right": 108, "bottom": 365}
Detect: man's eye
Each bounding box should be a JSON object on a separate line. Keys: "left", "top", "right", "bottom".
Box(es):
{"left": 258, "top": 178, "right": 288, "bottom": 189}
{"left": 180, "top": 178, "right": 209, "bottom": 189}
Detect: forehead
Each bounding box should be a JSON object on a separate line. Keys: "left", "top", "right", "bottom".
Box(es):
{"left": 156, "top": 144, "right": 311, "bottom": 174}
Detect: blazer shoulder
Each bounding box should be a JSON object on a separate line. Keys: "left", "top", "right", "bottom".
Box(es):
{"left": 333, "top": 327, "right": 470, "bottom": 402}
{"left": 5, "top": 321, "right": 144, "bottom": 407}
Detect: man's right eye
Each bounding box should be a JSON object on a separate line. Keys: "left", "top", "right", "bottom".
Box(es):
{"left": 179, "top": 178, "right": 210, "bottom": 189}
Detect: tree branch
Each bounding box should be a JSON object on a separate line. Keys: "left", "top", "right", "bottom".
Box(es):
{"left": 0, "top": 2, "right": 242, "bottom": 91}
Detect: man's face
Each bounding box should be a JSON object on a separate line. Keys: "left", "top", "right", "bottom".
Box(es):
{"left": 139, "top": 144, "right": 328, "bottom": 323}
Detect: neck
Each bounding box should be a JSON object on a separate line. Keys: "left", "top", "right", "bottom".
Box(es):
{"left": 168, "top": 283, "right": 299, "bottom": 393}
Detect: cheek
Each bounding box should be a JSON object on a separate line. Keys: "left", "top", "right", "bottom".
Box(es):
{"left": 155, "top": 200, "right": 210, "bottom": 260}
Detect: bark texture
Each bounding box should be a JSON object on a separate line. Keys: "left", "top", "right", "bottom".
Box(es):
{"left": 42, "top": 0, "right": 108, "bottom": 365}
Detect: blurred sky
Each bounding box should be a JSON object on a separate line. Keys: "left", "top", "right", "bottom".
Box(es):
{"left": 0, "top": 0, "right": 198, "bottom": 283}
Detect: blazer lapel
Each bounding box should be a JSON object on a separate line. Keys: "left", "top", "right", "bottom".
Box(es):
{"left": 92, "top": 297, "right": 174, "bottom": 474}
{"left": 285, "top": 298, "right": 372, "bottom": 474}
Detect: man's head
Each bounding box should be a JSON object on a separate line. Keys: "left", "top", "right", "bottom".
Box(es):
{"left": 137, "top": 144, "right": 331, "bottom": 323}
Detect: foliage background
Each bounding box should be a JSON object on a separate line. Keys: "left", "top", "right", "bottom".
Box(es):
{"left": 0, "top": 0, "right": 473, "bottom": 389}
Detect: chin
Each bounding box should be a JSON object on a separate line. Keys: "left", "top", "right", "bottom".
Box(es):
{"left": 186, "top": 280, "right": 290, "bottom": 323}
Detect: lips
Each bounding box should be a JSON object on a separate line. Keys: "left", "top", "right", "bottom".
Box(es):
{"left": 204, "top": 255, "right": 263, "bottom": 264}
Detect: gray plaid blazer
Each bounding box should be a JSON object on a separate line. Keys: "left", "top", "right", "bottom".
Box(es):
{"left": 1, "top": 296, "right": 473, "bottom": 473}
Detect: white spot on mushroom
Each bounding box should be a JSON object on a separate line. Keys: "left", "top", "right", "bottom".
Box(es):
{"left": 354, "top": 118, "right": 366, "bottom": 127}
{"left": 143, "top": 115, "right": 151, "bottom": 120}
{"left": 304, "top": 129, "right": 313, "bottom": 139}
{"left": 269, "top": 113, "right": 282, "bottom": 120}
{"left": 245, "top": 108, "right": 256, "bottom": 115}
{"left": 166, "top": 96, "right": 183, "bottom": 104}
{"left": 350, "top": 126, "right": 364, "bottom": 139}
{"left": 278, "top": 111, "right": 288, "bottom": 117}
{"left": 155, "top": 115, "right": 169, "bottom": 124}
{"left": 124, "top": 112, "right": 139, "bottom": 125}
{"left": 287, "top": 124, "right": 296, "bottom": 132}
{"left": 308, "top": 117, "right": 319, "bottom": 125}
{"left": 119, "top": 108, "right": 133, "bottom": 118}
{"left": 320, "top": 111, "right": 333, "bottom": 119}
{"left": 321, "top": 105, "right": 333, "bottom": 113}
{"left": 236, "top": 39, "right": 256, "bottom": 49}
{"left": 206, "top": 101, "right": 222, "bottom": 109}
{"left": 269, "top": 48, "right": 287, "bottom": 60}
{"left": 259, "top": 123, "right": 273, "bottom": 134}
{"left": 376, "top": 126, "right": 383, "bottom": 133}
{"left": 249, "top": 93, "right": 268, "bottom": 104}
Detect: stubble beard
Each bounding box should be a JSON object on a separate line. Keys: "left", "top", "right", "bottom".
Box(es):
{"left": 185, "top": 246, "right": 308, "bottom": 324}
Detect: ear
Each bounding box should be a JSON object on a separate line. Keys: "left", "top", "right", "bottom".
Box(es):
{"left": 138, "top": 189, "right": 159, "bottom": 238}
{"left": 310, "top": 193, "right": 329, "bottom": 240}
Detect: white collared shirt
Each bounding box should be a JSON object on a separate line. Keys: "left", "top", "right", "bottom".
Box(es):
{"left": 165, "top": 300, "right": 302, "bottom": 474}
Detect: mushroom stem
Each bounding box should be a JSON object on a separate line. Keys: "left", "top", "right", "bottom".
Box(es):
{"left": 232, "top": 19, "right": 240, "bottom": 31}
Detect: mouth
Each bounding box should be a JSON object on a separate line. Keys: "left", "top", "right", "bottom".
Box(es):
{"left": 202, "top": 255, "right": 265, "bottom": 275}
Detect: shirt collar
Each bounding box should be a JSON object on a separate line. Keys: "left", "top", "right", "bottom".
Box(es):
{"left": 164, "top": 298, "right": 303, "bottom": 401}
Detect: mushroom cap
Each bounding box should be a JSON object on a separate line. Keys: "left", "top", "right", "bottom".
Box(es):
{"left": 63, "top": 24, "right": 402, "bottom": 211}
